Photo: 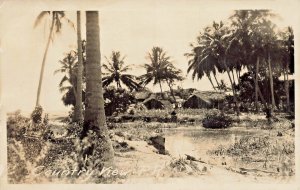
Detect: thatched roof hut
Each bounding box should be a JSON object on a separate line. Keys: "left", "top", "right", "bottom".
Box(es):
{"left": 143, "top": 98, "right": 164, "bottom": 109}
{"left": 134, "top": 90, "right": 151, "bottom": 102}
{"left": 183, "top": 91, "right": 226, "bottom": 109}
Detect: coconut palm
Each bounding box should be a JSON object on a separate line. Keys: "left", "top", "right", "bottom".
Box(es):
{"left": 55, "top": 51, "right": 77, "bottom": 92}
{"left": 74, "top": 11, "right": 84, "bottom": 123}
{"left": 164, "top": 65, "right": 184, "bottom": 102}
{"left": 258, "top": 18, "right": 281, "bottom": 112}
{"left": 187, "top": 21, "right": 241, "bottom": 115}
{"left": 229, "top": 10, "right": 273, "bottom": 112}
{"left": 279, "top": 26, "right": 294, "bottom": 112}
{"left": 139, "top": 47, "right": 173, "bottom": 98}
{"left": 34, "top": 11, "right": 74, "bottom": 107}
{"left": 186, "top": 43, "right": 220, "bottom": 90}
{"left": 54, "top": 51, "right": 78, "bottom": 105}
{"left": 82, "top": 11, "right": 114, "bottom": 166}
{"left": 102, "top": 51, "right": 141, "bottom": 91}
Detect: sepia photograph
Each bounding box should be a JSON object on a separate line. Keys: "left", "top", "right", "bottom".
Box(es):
{"left": 0, "top": 0, "right": 299, "bottom": 188}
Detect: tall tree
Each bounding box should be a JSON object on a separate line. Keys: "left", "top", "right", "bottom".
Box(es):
{"left": 187, "top": 21, "right": 241, "bottom": 115}
{"left": 279, "top": 26, "right": 294, "bottom": 112}
{"left": 74, "top": 11, "right": 84, "bottom": 123}
{"left": 230, "top": 10, "right": 275, "bottom": 112}
{"left": 34, "top": 11, "right": 73, "bottom": 107}
{"left": 102, "top": 51, "right": 141, "bottom": 91}
{"left": 164, "top": 66, "right": 184, "bottom": 102}
{"left": 54, "top": 51, "right": 77, "bottom": 98}
{"left": 186, "top": 44, "right": 221, "bottom": 91}
{"left": 139, "top": 47, "right": 173, "bottom": 98}
{"left": 81, "top": 11, "right": 114, "bottom": 166}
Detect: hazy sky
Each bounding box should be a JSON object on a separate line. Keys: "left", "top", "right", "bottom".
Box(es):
{"left": 0, "top": 0, "right": 299, "bottom": 113}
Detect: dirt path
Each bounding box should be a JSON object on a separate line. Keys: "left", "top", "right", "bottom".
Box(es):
{"left": 114, "top": 139, "right": 293, "bottom": 184}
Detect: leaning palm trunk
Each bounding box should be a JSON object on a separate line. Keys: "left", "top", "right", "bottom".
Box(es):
{"left": 35, "top": 14, "right": 55, "bottom": 106}
{"left": 74, "top": 11, "right": 84, "bottom": 123}
{"left": 223, "top": 59, "right": 240, "bottom": 116}
{"left": 268, "top": 52, "right": 276, "bottom": 111}
{"left": 213, "top": 74, "right": 220, "bottom": 91}
{"left": 82, "top": 11, "right": 114, "bottom": 166}
{"left": 255, "top": 57, "right": 260, "bottom": 112}
{"left": 207, "top": 74, "right": 217, "bottom": 91}
{"left": 246, "top": 65, "right": 268, "bottom": 111}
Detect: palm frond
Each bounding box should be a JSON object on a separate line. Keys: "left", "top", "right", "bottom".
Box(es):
{"left": 34, "top": 11, "right": 50, "bottom": 28}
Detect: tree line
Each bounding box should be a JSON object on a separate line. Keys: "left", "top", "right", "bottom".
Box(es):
{"left": 32, "top": 10, "right": 294, "bottom": 168}
{"left": 185, "top": 10, "right": 294, "bottom": 116}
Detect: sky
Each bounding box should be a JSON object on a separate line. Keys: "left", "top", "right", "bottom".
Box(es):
{"left": 0, "top": 0, "right": 299, "bottom": 113}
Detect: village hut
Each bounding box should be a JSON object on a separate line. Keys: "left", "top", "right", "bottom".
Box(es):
{"left": 134, "top": 90, "right": 151, "bottom": 102}
{"left": 143, "top": 98, "right": 165, "bottom": 109}
{"left": 183, "top": 91, "right": 226, "bottom": 109}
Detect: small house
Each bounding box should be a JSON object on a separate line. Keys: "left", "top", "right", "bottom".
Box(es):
{"left": 183, "top": 91, "right": 226, "bottom": 109}
{"left": 143, "top": 98, "right": 165, "bottom": 109}
{"left": 134, "top": 90, "right": 151, "bottom": 102}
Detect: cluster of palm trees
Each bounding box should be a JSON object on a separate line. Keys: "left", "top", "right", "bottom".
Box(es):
{"left": 186, "top": 10, "right": 294, "bottom": 116}
{"left": 34, "top": 11, "right": 113, "bottom": 167}
{"left": 33, "top": 11, "right": 184, "bottom": 168}
{"left": 56, "top": 47, "right": 184, "bottom": 113}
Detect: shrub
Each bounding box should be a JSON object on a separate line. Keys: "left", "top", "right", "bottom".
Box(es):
{"left": 7, "top": 110, "right": 30, "bottom": 140}
{"left": 202, "top": 111, "right": 232, "bottom": 128}
{"left": 31, "top": 106, "right": 43, "bottom": 124}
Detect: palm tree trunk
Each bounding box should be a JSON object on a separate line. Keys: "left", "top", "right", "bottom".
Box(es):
{"left": 69, "top": 61, "right": 77, "bottom": 103}
{"left": 231, "top": 70, "right": 236, "bottom": 85}
{"left": 159, "top": 80, "right": 164, "bottom": 99}
{"left": 213, "top": 74, "right": 220, "bottom": 91}
{"left": 223, "top": 59, "right": 240, "bottom": 116}
{"left": 167, "top": 79, "right": 176, "bottom": 103}
{"left": 285, "top": 64, "right": 290, "bottom": 112}
{"left": 246, "top": 66, "right": 268, "bottom": 111}
{"left": 35, "top": 14, "right": 55, "bottom": 107}
{"left": 235, "top": 69, "right": 240, "bottom": 85}
{"left": 207, "top": 74, "right": 217, "bottom": 91}
{"left": 255, "top": 57, "right": 259, "bottom": 113}
{"left": 82, "top": 11, "right": 114, "bottom": 166}
{"left": 117, "top": 81, "right": 122, "bottom": 89}
{"left": 74, "top": 11, "right": 84, "bottom": 123}
{"left": 268, "top": 52, "right": 276, "bottom": 112}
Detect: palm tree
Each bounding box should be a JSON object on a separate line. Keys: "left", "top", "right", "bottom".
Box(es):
{"left": 82, "top": 11, "right": 114, "bottom": 166}
{"left": 187, "top": 21, "right": 241, "bottom": 115}
{"left": 164, "top": 66, "right": 184, "bottom": 102}
{"left": 279, "top": 26, "right": 294, "bottom": 112}
{"left": 139, "top": 47, "right": 173, "bottom": 98}
{"left": 54, "top": 51, "right": 78, "bottom": 113}
{"left": 74, "top": 11, "right": 83, "bottom": 123}
{"left": 186, "top": 44, "right": 220, "bottom": 91}
{"left": 229, "top": 10, "right": 275, "bottom": 112}
{"left": 258, "top": 18, "right": 280, "bottom": 112}
{"left": 34, "top": 11, "right": 74, "bottom": 107}
{"left": 102, "top": 51, "right": 141, "bottom": 91}
{"left": 54, "top": 51, "right": 78, "bottom": 107}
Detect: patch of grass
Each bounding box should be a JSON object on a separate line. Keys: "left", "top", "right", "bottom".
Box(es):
{"left": 208, "top": 131, "right": 295, "bottom": 176}
{"left": 163, "top": 157, "right": 207, "bottom": 177}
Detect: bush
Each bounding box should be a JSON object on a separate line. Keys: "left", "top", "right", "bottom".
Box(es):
{"left": 31, "top": 106, "right": 43, "bottom": 124}
{"left": 7, "top": 110, "right": 30, "bottom": 140}
{"left": 202, "top": 111, "right": 232, "bottom": 128}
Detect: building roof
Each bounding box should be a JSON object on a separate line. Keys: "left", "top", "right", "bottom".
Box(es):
{"left": 134, "top": 90, "right": 151, "bottom": 100}
{"left": 191, "top": 91, "right": 226, "bottom": 102}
